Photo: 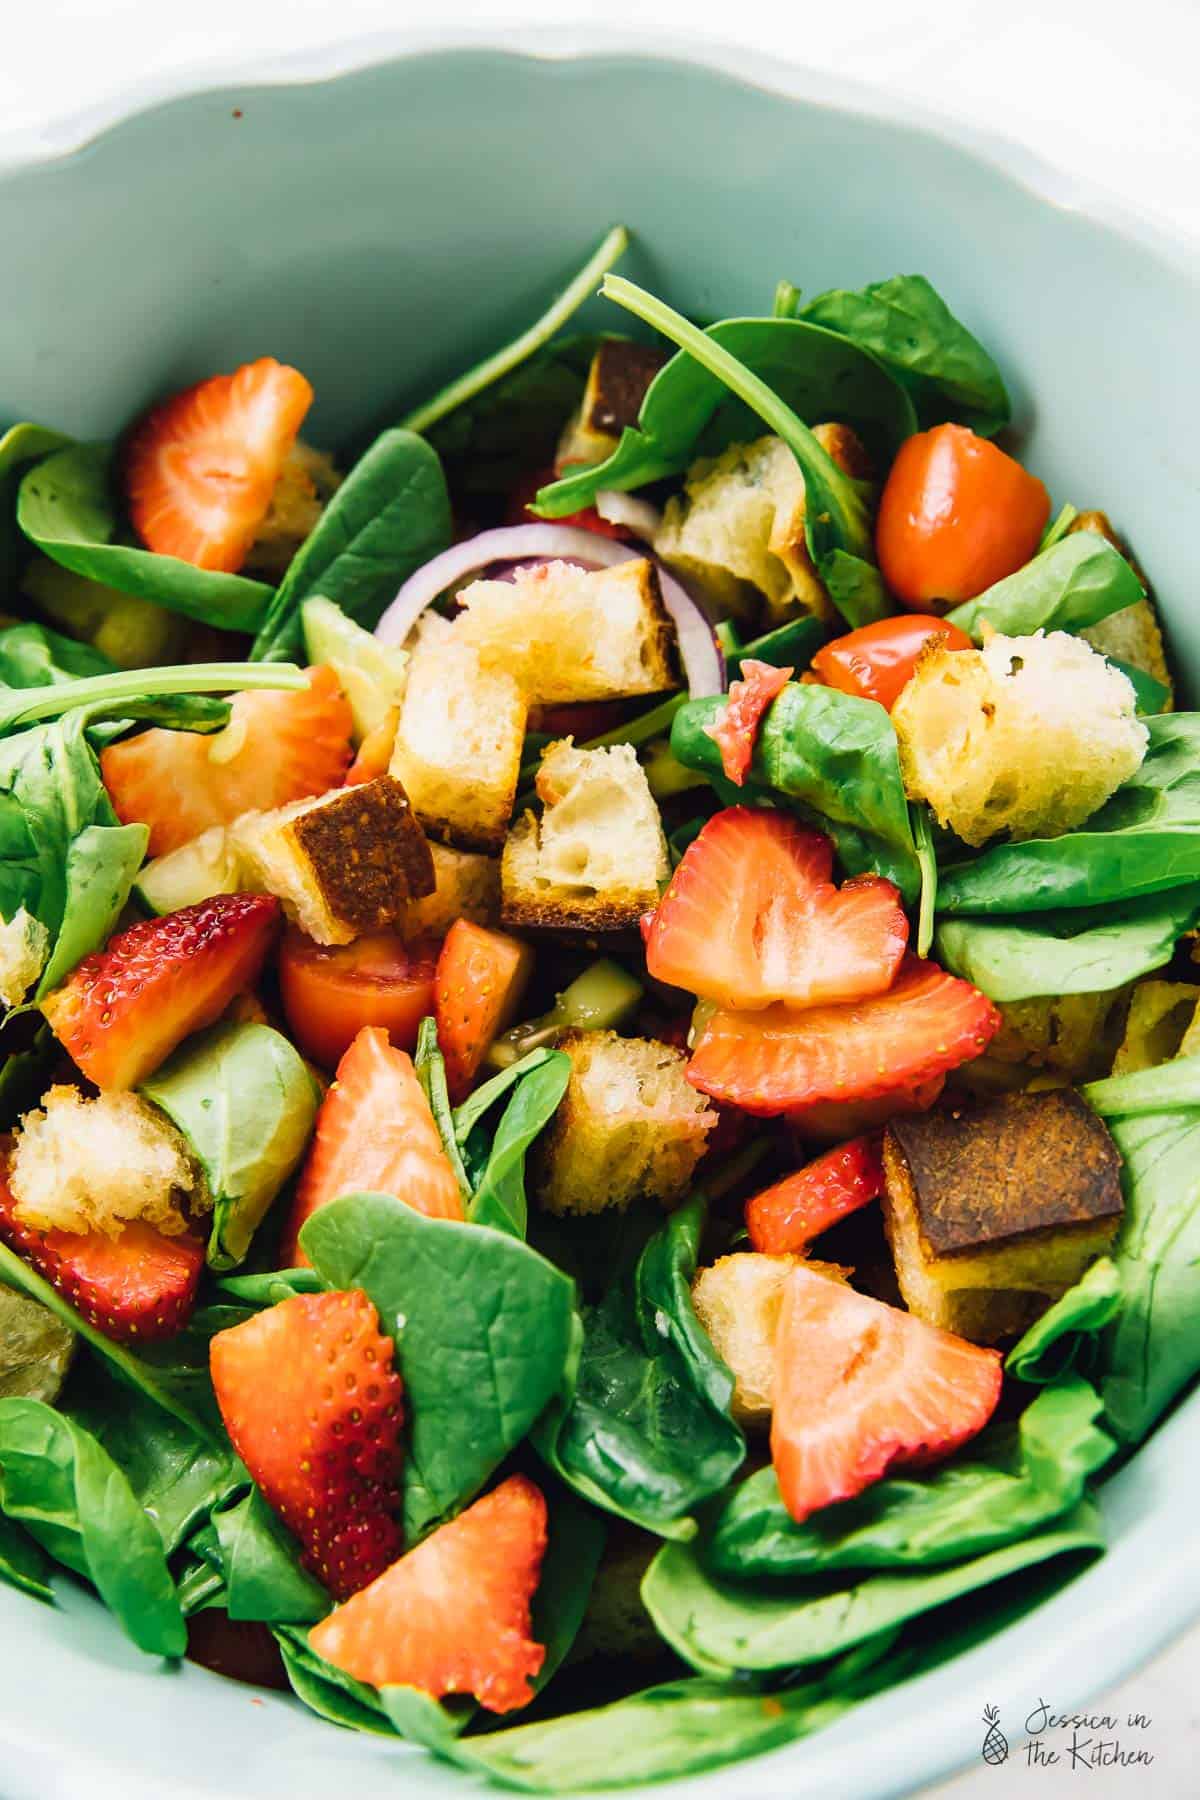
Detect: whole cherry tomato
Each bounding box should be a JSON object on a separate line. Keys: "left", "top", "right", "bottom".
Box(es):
{"left": 279, "top": 928, "right": 438, "bottom": 1070}
{"left": 876, "top": 424, "right": 1050, "bottom": 610}
{"left": 811, "top": 615, "right": 973, "bottom": 711}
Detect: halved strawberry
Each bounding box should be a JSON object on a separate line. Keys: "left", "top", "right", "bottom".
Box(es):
{"left": 126, "top": 357, "right": 314, "bottom": 571}
{"left": 210, "top": 1288, "right": 404, "bottom": 1599}
{"left": 746, "top": 1135, "right": 884, "bottom": 1254}
{"left": 644, "top": 808, "right": 909, "bottom": 1011}
{"left": 771, "top": 1263, "right": 1002, "bottom": 1522}
{"left": 309, "top": 1474, "right": 547, "bottom": 1713}
{"left": 101, "top": 666, "right": 353, "bottom": 857}
{"left": 687, "top": 956, "right": 1001, "bottom": 1116}
{"left": 434, "top": 921, "right": 534, "bottom": 1102}
{"left": 281, "top": 1026, "right": 464, "bottom": 1266}
{"left": 704, "top": 659, "right": 793, "bottom": 787}
{"left": 41, "top": 893, "right": 280, "bottom": 1090}
{"left": 0, "top": 1157, "right": 202, "bottom": 1342}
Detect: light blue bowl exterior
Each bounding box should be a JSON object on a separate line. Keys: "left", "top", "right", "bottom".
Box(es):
{"left": 1, "top": 34, "right": 1198, "bottom": 1800}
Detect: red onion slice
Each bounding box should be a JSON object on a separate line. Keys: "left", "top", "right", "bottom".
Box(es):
{"left": 375, "top": 524, "right": 724, "bottom": 697}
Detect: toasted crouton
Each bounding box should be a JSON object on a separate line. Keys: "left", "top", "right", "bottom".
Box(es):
{"left": 232, "top": 777, "right": 434, "bottom": 946}
{"left": 501, "top": 741, "right": 669, "bottom": 931}
{"left": 556, "top": 339, "right": 669, "bottom": 469}
{"left": 10, "top": 1086, "right": 202, "bottom": 1238}
{"left": 388, "top": 637, "right": 526, "bottom": 852}
{"left": 243, "top": 442, "right": 342, "bottom": 579}
{"left": 1111, "top": 979, "right": 1200, "bottom": 1074}
{"left": 0, "top": 908, "right": 49, "bottom": 1009}
{"left": 534, "top": 1030, "right": 715, "bottom": 1215}
{"left": 399, "top": 842, "right": 500, "bottom": 942}
{"left": 893, "top": 630, "right": 1148, "bottom": 847}
{"left": 882, "top": 1090, "right": 1124, "bottom": 1343}
{"left": 691, "top": 1252, "right": 848, "bottom": 1426}
{"left": 970, "top": 989, "right": 1133, "bottom": 1088}
{"left": 453, "top": 559, "right": 678, "bottom": 704}
{"left": 1068, "top": 509, "right": 1174, "bottom": 707}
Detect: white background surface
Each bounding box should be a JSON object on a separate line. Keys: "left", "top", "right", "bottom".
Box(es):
{"left": 3, "top": 1, "right": 1200, "bottom": 1794}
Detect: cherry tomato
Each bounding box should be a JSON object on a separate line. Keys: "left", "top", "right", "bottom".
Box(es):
{"left": 279, "top": 928, "right": 439, "bottom": 1070}
{"left": 811, "top": 615, "right": 973, "bottom": 711}
{"left": 505, "top": 465, "right": 632, "bottom": 540}
{"left": 876, "top": 424, "right": 1050, "bottom": 610}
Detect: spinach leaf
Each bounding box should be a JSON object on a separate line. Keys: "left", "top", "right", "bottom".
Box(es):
{"left": 274, "top": 1625, "right": 397, "bottom": 1733}
{"left": 300, "top": 1194, "right": 576, "bottom": 1539}
{"left": 18, "top": 444, "right": 274, "bottom": 632}
{"left": 140, "top": 1021, "right": 319, "bottom": 1270}
{"left": 643, "top": 1502, "right": 1103, "bottom": 1675}
{"left": 0, "top": 1024, "right": 59, "bottom": 1128}
{"left": 213, "top": 1487, "right": 329, "bottom": 1623}
{"left": 936, "top": 713, "right": 1200, "bottom": 915}
{"left": 251, "top": 429, "right": 452, "bottom": 662}
{"left": 0, "top": 423, "right": 70, "bottom": 594}
{"left": 0, "top": 620, "right": 113, "bottom": 690}
{"left": 451, "top": 1046, "right": 561, "bottom": 1144}
{"left": 0, "top": 656, "right": 301, "bottom": 738}
{"left": 1006, "top": 1259, "right": 1123, "bottom": 1386}
{"left": 216, "top": 1268, "right": 325, "bottom": 1306}
{"left": 534, "top": 1197, "right": 745, "bottom": 1538}
{"left": 912, "top": 805, "right": 937, "bottom": 957}
{"left": 414, "top": 1016, "right": 472, "bottom": 1201}
{"left": 945, "top": 531, "right": 1143, "bottom": 641}
{"left": 0, "top": 1396, "right": 186, "bottom": 1655}
{"left": 422, "top": 334, "right": 600, "bottom": 500}
{"left": 705, "top": 1378, "right": 1112, "bottom": 1580}
{"left": 0, "top": 1278, "right": 75, "bottom": 1403}
{"left": 1112, "top": 658, "right": 1171, "bottom": 716}
{"left": 799, "top": 274, "right": 1010, "bottom": 434}
{"left": 0, "top": 1509, "right": 51, "bottom": 1599}
{"left": 672, "top": 681, "right": 920, "bottom": 902}
{"left": 935, "top": 884, "right": 1200, "bottom": 1001}
{"left": 466, "top": 1051, "right": 571, "bottom": 1237}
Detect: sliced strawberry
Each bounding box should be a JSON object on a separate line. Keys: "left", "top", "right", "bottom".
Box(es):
{"left": 771, "top": 1263, "right": 1002, "bottom": 1522}
{"left": 101, "top": 666, "right": 353, "bottom": 858}
{"left": 309, "top": 1474, "right": 547, "bottom": 1713}
{"left": 210, "top": 1288, "right": 404, "bottom": 1599}
{"left": 343, "top": 710, "right": 398, "bottom": 788}
{"left": 0, "top": 1158, "right": 202, "bottom": 1342}
{"left": 434, "top": 921, "right": 534, "bottom": 1102}
{"left": 126, "top": 357, "right": 313, "bottom": 571}
{"left": 644, "top": 808, "right": 909, "bottom": 1011}
{"left": 688, "top": 956, "right": 1001, "bottom": 1116}
{"left": 788, "top": 1076, "right": 946, "bottom": 1145}
{"left": 282, "top": 1026, "right": 464, "bottom": 1266}
{"left": 41, "top": 893, "right": 280, "bottom": 1090}
{"left": 746, "top": 1135, "right": 884, "bottom": 1254}
{"left": 704, "top": 659, "right": 793, "bottom": 787}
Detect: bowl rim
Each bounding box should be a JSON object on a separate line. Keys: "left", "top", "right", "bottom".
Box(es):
{"left": 1, "top": 27, "right": 1199, "bottom": 1799}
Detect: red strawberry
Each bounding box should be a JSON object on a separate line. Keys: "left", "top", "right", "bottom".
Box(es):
{"left": 687, "top": 956, "right": 1000, "bottom": 1116}
{"left": 281, "top": 1026, "right": 464, "bottom": 1267}
{"left": 343, "top": 710, "right": 399, "bottom": 788}
{"left": 101, "top": 666, "right": 353, "bottom": 857}
{"left": 644, "top": 808, "right": 909, "bottom": 1011}
{"left": 310, "top": 1474, "right": 547, "bottom": 1713}
{"left": 210, "top": 1288, "right": 404, "bottom": 1600}
{"left": 0, "top": 1157, "right": 202, "bottom": 1342}
{"left": 787, "top": 1076, "right": 946, "bottom": 1146}
{"left": 41, "top": 893, "right": 280, "bottom": 1090}
{"left": 434, "top": 921, "right": 534, "bottom": 1102}
{"left": 704, "top": 659, "right": 793, "bottom": 786}
{"left": 771, "top": 1263, "right": 1002, "bottom": 1521}
{"left": 126, "top": 357, "right": 313, "bottom": 571}
{"left": 746, "top": 1135, "right": 884, "bottom": 1254}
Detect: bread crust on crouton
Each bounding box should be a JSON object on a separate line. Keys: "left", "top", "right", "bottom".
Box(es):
{"left": 1068, "top": 509, "right": 1174, "bottom": 706}
{"left": 557, "top": 341, "right": 669, "bottom": 469}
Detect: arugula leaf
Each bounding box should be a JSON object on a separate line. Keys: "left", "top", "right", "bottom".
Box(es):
{"left": 0, "top": 1396, "right": 186, "bottom": 1655}
{"left": 935, "top": 884, "right": 1200, "bottom": 1001}
{"left": 212, "top": 1488, "right": 329, "bottom": 1623}
{"left": 672, "top": 681, "right": 920, "bottom": 902}
{"left": 140, "top": 1020, "right": 319, "bottom": 1270}
{"left": 0, "top": 1275, "right": 75, "bottom": 1404}
{"left": 18, "top": 443, "right": 274, "bottom": 632}
{"left": 0, "top": 1509, "right": 51, "bottom": 1600}
{"left": 945, "top": 531, "right": 1144, "bottom": 641}
{"left": 799, "top": 274, "right": 1010, "bottom": 434}
{"left": 643, "top": 1502, "right": 1104, "bottom": 1675}
{"left": 705, "top": 1378, "right": 1112, "bottom": 1579}
{"left": 251, "top": 429, "right": 452, "bottom": 662}
{"left": 300, "top": 1193, "right": 575, "bottom": 1539}
{"left": 466, "top": 1051, "right": 571, "bottom": 1236}
{"left": 535, "top": 1197, "right": 745, "bottom": 1538}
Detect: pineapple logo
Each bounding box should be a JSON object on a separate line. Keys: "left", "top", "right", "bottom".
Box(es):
{"left": 980, "top": 1705, "right": 1009, "bottom": 1765}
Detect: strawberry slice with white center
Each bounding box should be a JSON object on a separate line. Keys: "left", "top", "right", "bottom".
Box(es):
{"left": 644, "top": 807, "right": 909, "bottom": 1010}
{"left": 101, "top": 665, "right": 353, "bottom": 858}
{"left": 771, "top": 1263, "right": 1003, "bottom": 1522}
{"left": 687, "top": 955, "right": 1001, "bottom": 1116}
{"left": 125, "top": 357, "right": 313, "bottom": 571}
{"left": 703, "top": 658, "right": 793, "bottom": 786}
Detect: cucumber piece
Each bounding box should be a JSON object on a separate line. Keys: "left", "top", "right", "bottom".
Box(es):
{"left": 135, "top": 828, "right": 242, "bottom": 916}
{"left": 301, "top": 595, "right": 408, "bottom": 740}
{"left": 487, "top": 959, "right": 644, "bottom": 1068}
{"left": 23, "top": 556, "right": 189, "bottom": 670}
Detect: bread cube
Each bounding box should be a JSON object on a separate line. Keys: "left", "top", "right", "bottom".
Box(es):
{"left": 501, "top": 741, "right": 669, "bottom": 931}
{"left": 388, "top": 637, "right": 526, "bottom": 851}
{"left": 534, "top": 1030, "right": 715, "bottom": 1215}
{"left": 398, "top": 842, "right": 500, "bottom": 943}
{"left": 232, "top": 776, "right": 434, "bottom": 946}
{"left": 453, "top": 558, "right": 677, "bottom": 704}
{"left": 965, "top": 989, "right": 1133, "bottom": 1089}
{"left": 882, "top": 1089, "right": 1124, "bottom": 1344}
{"left": 244, "top": 443, "right": 342, "bottom": 579}
{"left": 556, "top": 339, "right": 669, "bottom": 468}
{"left": 692, "top": 1253, "right": 850, "bottom": 1426}
{"left": 1069, "top": 509, "right": 1174, "bottom": 707}
{"left": 10, "top": 1085, "right": 201, "bottom": 1238}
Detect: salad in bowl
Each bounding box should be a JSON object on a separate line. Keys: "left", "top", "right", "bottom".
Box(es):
{"left": 0, "top": 223, "right": 1193, "bottom": 1791}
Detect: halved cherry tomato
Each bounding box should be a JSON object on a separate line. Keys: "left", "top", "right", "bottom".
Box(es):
{"left": 505, "top": 465, "right": 632, "bottom": 540}
{"left": 811, "top": 616, "right": 973, "bottom": 711}
{"left": 876, "top": 424, "right": 1050, "bottom": 611}
{"left": 278, "top": 928, "right": 439, "bottom": 1070}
